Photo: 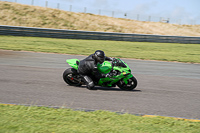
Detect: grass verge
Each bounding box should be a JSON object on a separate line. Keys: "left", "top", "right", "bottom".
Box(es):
{"left": 1, "top": 104, "right": 200, "bottom": 133}
{"left": 0, "top": 36, "right": 200, "bottom": 63}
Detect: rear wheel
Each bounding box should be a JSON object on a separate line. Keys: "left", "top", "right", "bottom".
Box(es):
{"left": 117, "top": 76, "right": 137, "bottom": 91}
{"left": 63, "top": 68, "right": 82, "bottom": 86}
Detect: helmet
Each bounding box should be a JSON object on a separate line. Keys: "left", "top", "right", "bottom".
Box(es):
{"left": 94, "top": 50, "right": 105, "bottom": 64}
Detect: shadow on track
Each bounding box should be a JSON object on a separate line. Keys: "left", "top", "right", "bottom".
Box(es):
{"left": 76, "top": 85, "right": 141, "bottom": 92}
{"left": 96, "top": 87, "right": 141, "bottom": 92}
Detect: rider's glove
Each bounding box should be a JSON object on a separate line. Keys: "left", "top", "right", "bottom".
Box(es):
{"left": 105, "top": 73, "right": 112, "bottom": 78}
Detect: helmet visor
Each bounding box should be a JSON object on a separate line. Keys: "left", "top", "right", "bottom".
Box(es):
{"left": 97, "top": 55, "right": 105, "bottom": 64}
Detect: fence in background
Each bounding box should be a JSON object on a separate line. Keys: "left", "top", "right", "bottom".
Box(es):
{"left": 0, "top": 25, "right": 200, "bottom": 44}
{"left": 0, "top": 0, "right": 197, "bottom": 25}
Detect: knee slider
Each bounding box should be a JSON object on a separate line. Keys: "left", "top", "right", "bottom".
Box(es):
{"left": 88, "top": 81, "right": 94, "bottom": 88}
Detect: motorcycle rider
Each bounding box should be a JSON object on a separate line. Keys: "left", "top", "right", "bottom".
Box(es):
{"left": 77, "top": 50, "right": 113, "bottom": 90}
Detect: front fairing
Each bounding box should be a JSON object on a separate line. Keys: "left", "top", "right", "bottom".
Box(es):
{"left": 97, "top": 58, "right": 133, "bottom": 86}
{"left": 97, "top": 58, "right": 131, "bottom": 74}
{"left": 113, "top": 58, "right": 131, "bottom": 74}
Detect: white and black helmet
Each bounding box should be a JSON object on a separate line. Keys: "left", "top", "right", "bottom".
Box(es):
{"left": 93, "top": 50, "right": 105, "bottom": 64}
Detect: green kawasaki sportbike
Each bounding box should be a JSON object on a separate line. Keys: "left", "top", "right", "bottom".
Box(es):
{"left": 63, "top": 58, "right": 137, "bottom": 91}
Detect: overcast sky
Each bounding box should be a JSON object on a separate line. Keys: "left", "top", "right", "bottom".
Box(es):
{"left": 3, "top": 0, "right": 200, "bottom": 24}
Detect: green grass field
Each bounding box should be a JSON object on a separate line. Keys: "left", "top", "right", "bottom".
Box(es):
{"left": 0, "top": 36, "right": 200, "bottom": 63}
{"left": 1, "top": 104, "right": 200, "bottom": 133}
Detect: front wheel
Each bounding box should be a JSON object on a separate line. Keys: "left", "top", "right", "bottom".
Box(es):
{"left": 63, "top": 68, "right": 82, "bottom": 86}
{"left": 117, "top": 76, "right": 137, "bottom": 91}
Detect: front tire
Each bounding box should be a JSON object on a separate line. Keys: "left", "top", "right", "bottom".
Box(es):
{"left": 63, "top": 68, "right": 82, "bottom": 86}
{"left": 117, "top": 76, "right": 137, "bottom": 91}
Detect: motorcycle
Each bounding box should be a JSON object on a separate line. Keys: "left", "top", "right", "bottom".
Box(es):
{"left": 63, "top": 58, "right": 137, "bottom": 91}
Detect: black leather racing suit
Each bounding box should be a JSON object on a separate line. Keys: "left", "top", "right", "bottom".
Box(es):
{"left": 77, "top": 54, "right": 112, "bottom": 89}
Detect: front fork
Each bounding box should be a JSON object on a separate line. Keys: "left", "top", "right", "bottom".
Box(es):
{"left": 122, "top": 74, "right": 133, "bottom": 84}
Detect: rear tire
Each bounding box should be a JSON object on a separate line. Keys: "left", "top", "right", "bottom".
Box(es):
{"left": 117, "top": 76, "right": 137, "bottom": 91}
{"left": 63, "top": 68, "right": 82, "bottom": 86}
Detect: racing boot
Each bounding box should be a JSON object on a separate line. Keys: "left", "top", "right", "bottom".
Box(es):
{"left": 82, "top": 75, "right": 95, "bottom": 90}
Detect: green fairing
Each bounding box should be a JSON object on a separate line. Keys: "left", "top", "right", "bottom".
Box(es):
{"left": 98, "top": 73, "right": 133, "bottom": 87}
{"left": 97, "top": 58, "right": 132, "bottom": 86}
{"left": 97, "top": 59, "right": 131, "bottom": 74}
{"left": 66, "top": 58, "right": 133, "bottom": 87}
{"left": 66, "top": 59, "right": 80, "bottom": 70}
{"left": 97, "top": 61, "right": 112, "bottom": 74}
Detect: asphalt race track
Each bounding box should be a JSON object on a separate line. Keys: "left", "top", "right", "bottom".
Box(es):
{"left": 0, "top": 50, "right": 200, "bottom": 119}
